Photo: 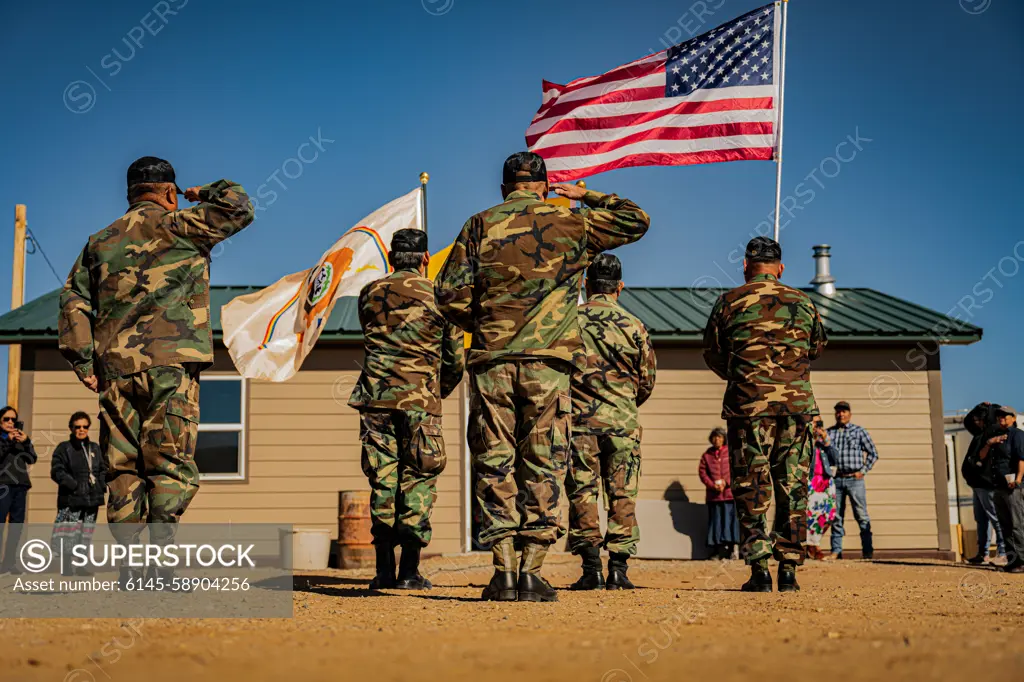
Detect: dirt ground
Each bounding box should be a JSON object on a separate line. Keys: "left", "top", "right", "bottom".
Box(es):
{"left": 2, "top": 554, "right": 1022, "bottom": 682}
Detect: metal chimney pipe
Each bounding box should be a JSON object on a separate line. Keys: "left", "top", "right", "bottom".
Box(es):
{"left": 810, "top": 245, "right": 836, "bottom": 296}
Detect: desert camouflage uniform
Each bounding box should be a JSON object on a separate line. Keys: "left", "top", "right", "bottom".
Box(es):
{"left": 702, "top": 273, "right": 827, "bottom": 564}
{"left": 435, "top": 190, "right": 650, "bottom": 548}
{"left": 58, "top": 180, "right": 254, "bottom": 541}
{"left": 349, "top": 269, "right": 464, "bottom": 547}
{"left": 567, "top": 293, "right": 656, "bottom": 556}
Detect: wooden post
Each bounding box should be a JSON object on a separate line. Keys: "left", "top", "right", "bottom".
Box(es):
{"left": 8, "top": 205, "right": 26, "bottom": 408}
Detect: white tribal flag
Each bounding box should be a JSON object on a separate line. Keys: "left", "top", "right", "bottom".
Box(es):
{"left": 222, "top": 187, "right": 422, "bottom": 381}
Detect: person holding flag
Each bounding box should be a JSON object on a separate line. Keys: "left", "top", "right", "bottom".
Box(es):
{"left": 435, "top": 152, "right": 650, "bottom": 602}
{"left": 348, "top": 229, "right": 464, "bottom": 590}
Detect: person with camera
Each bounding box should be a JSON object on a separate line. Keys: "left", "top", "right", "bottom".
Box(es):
{"left": 0, "top": 405, "right": 38, "bottom": 574}
{"left": 50, "top": 412, "right": 106, "bottom": 576}
{"left": 961, "top": 403, "right": 1007, "bottom": 565}
{"left": 977, "top": 406, "right": 1024, "bottom": 573}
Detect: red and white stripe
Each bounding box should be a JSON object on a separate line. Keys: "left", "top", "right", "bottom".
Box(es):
{"left": 527, "top": 47, "right": 780, "bottom": 182}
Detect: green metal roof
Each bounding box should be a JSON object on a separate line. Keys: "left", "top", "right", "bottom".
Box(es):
{"left": 0, "top": 285, "right": 983, "bottom": 345}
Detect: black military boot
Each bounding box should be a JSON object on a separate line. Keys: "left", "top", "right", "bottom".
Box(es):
{"left": 394, "top": 544, "right": 432, "bottom": 590}
{"left": 606, "top": 552, "right": 635, "bottom": 590}
{"left": 481, "top": 537, "right": 518, "bottom": 601}
{"left": 777, "top": 561, "right": 800, "bottom": 592}
{"left": 517, "top": 543, "right": 558, "bottom": 602}
{"left": 118, "top": 566, "right": 143, "bottom": 592}
{"left": 569, "top": 547, "right": 605, "bottom": 590}
{"left": 145, "top": 565, "right": 177, "bottom": 591}
{"left": 740, "top": 559, "right": 773, "bottom": 593}
{"left": 369, "top": 542, "right": 397, "bottom": 590}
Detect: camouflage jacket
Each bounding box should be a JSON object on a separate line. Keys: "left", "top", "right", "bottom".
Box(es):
{"left": 434, "top": 189, "right": 650, "bottom": 369}
{"left": 348, "top": 269, "right": 465, "bottom": 415}
{"left": 702, "top": 273, "right": 827, "bottom": 418}
{"left": 572, "top": 293, "right": 656, "bottom": 435}
{"left": 58, "top": 180, "right": 254, "bottom": 382}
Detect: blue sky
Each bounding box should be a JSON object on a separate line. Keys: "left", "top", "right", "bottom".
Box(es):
{"left": 0, "top": 0, "right": 1020, "bottom": 413}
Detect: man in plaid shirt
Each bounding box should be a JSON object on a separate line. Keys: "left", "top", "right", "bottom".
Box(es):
{"left": 827, "top": 401, "right": 879, "bottom": 559}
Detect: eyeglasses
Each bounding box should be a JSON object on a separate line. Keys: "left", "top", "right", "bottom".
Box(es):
{"left": 1, "top": 417, "right": 15, "bottom": 423}
{"left": 73, "top": 425, "right": 90, "bottom": 430}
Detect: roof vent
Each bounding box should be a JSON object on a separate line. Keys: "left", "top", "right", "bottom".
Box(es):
{"left": 810, "top": 245, "right": 836, "bottom": 297}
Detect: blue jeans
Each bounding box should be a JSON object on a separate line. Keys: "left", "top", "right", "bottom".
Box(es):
{"left": 831, "top": 477, "right": 873, "bottom": 555}
{"left": 973, "top": 488, "right": 1005, "bottom": 557}
{"left": 0, "top": 484, "right": 29, "bottom": 570}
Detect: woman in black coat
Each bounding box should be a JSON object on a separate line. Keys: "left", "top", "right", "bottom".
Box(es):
{"left": 0, "top": 404, "right": 37, "bottom": 575}
{"left": 50, "top": 411, "right": 105, "bottom": 576}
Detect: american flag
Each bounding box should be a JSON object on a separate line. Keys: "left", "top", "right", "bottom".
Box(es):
{"left": 527, "top": 3, "right": 781, "bottom": 183}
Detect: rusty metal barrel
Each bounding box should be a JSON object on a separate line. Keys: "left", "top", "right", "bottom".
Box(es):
{"left": 337, "top": 491, "right": 374, "bottom": 568}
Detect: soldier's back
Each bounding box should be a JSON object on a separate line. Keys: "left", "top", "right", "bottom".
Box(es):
{"left": 464, "top": 190, "right": 589, "bottom": 366}
{"left": 82, "top": 203, "right": 213, "bottom": 379}
{"left": 572, "top": 295, "right": 647, "bottom": 434}
{"left": 349, "top": 270, "right": 448, "bottom": 414}
{"left": 712, "top": 274, "right": 825, "bottom": 417}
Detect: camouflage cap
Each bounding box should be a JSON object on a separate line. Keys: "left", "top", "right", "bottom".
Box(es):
{"left": 127, "top": 156, "right": 183, "bottom": 194}
{"left": 502, "top": 151, "right": 547, "bottom": 185}
{"left": 391, "top": 228, "right": 428, "bottom": 253}
{"left": 745, "top": 236, "right": 782, "bottom": 263}
{"left": 587, "top": 253, "right": 622, "bottom": 282}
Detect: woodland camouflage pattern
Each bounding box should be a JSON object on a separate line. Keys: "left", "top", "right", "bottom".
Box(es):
{"left": 349, "top": 269, "right": 465, "bottom": 415}
{"left": 349, "top": 268, "right": 463, "bottom": 547}
{"left": 727, "top": 416, "right": 813, "bottom": 564}
{"left": 567, "top": 431, "right": 642, "bottom": 555}
{"left": 359, "top": 410, "right": 447, "bottom": 547}
{"left": 571, "top": 293, "right": 656, "bottom": 435}
{"left": 101, "top": 364, "right": 200, "bottom": 542}
{"left": 434, "top": 189, "right": 650, "bottom": 369}
{"left": 469, "top": 360, "right": 571, "bottom": 546}
{"left": 567, "top": 292, "right": 655, "bottom": 555}
{"left": 58, "top": 180, "right": 255, "bottom": 382}
{"left": 702, "top": 273, "right": 827, "bottom": 418}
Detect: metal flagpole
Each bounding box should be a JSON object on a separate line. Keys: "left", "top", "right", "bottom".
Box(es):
{"left": 419, "top": 172, "right": 429, "bottom": 234}
{"left": 772, "top": 0, "right": 789, "bottom": 243}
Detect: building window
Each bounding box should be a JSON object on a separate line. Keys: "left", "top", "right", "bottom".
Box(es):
{"left": 196, "top": 375, "right": 246, "bottom": 481}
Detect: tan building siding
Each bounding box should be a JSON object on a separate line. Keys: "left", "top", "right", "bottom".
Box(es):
{"left": 16, "top": 343, "right": 948, "bottom": 558}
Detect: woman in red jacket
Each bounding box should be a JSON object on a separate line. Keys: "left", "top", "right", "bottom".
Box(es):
{"left": 699, "top": 427, "right": 739, "bottom": 560}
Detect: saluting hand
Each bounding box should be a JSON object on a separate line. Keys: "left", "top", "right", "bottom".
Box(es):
{"left": 184, "top": 186, "right": 203, "bottom": 203}
{"left": 552, "top": 184, "right": 588, "bottom": 201}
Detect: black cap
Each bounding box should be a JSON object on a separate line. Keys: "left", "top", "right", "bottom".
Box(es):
{"left": 391, "top": 229, "right": 428, "bottom": 253}
{"left": 834, "top": 401, "right": 851, "bottom": 412}
{"left": 127, "top": 156, "right": 183, "bottom": 194}
{"left": 502, "top": 151, "right": 547, "bottom": 185}
{"left": 587, "top": 253, "right": 622, "bottom": 282}
{"left": 745, "top": 236, "right": 782, "bottom": 263}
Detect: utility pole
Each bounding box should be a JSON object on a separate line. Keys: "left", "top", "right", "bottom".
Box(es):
{"left": 8, "top": 205, "right": 26, "bottom": 408}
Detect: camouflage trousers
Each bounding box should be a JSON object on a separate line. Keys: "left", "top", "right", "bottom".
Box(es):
{"left": 469, "top": 359, "right": 571, "bottom": 547}
{"left": 359, "top": 409, "right": 447, "bottom": 547}
{"left": 99, "top": 364, "right": 200, "bottom": 543}
{"left": 566, "top": 429, "right": 642, "bottom": 555}
{"left": 727, "top": 416, "right": 813, "bottom": 564}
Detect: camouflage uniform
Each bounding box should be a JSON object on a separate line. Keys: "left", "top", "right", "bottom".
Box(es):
{"left": 702, "top": 273, "right": 827, "bottom": 564}
{"left": 348, "top": 269, "right": 464, "bottom": 547}
{"left": 435, "top": 190, "right": 650, "bottom": 550}
{"left": 58, "top": 180, "right": 254, "bottom": 540}
{"left": 567, "top": 293, "right": 656, "bottom": 556}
